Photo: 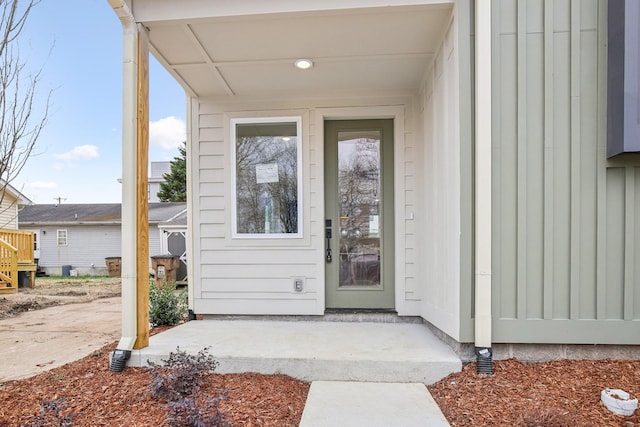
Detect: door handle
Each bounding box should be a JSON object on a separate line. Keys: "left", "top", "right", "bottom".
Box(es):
{"left": 325, "top": 219, "right": 332, "bottom": 263}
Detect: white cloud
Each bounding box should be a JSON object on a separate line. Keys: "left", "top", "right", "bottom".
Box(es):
{"left": 150, "top": 116, "right": 186, "bottom": 150}
{"left": 26, "top": 181, "right": 58, "bottom": 189}
{"left": 53, "top": 145, "right": 100, "bottom": 161}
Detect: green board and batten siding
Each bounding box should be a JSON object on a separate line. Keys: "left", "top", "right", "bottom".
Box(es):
{"left": 491, "top": 0, "right": 640, "bottom": 344}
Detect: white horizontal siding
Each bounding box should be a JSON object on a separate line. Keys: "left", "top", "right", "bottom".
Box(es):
{"left": 33, "top": 224, "right": 162, "bottom": 274}
{"left": 0, "top": 195, "right": 18, "bottom": 229}
{"left": 36, "top": 225, "right": 122, "bottom": 270}
{"left": 193, "top": 106, "right": 323, "bottom": 314}
{"left": 149, "top": 226, "right": 162, "bottom": 257}
{"left": 199, "top": 248, "right": 316, "bottom": 264}
{"left": 192, "top": 97, "right": 416, "bottom": 316}
{"left": 194, "top": 297, "right": 319, "bottom": 316}
{"left": 201, "top": 263, "right": 318, "bottom": 279}
{"left": 201, "top": 278, "right": 319, "bottom": 293}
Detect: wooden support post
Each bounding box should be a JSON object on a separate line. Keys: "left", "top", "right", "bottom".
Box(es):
{"left": 134, "top": 27, "right": 150, "bottom": 350}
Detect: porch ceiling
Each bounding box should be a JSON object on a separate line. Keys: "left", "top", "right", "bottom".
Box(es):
{"left": 139, "top": 3, "right": 454, "bottom": 99}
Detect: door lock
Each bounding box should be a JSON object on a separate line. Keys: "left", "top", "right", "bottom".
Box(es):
{"left": 325, "top": 219, "right": 332, "bottom": 263}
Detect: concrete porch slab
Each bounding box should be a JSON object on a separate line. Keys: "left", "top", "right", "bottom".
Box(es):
{"left": 299, "top": 381, "right": 450, "bottom": 427}
{"left": 129, "top": 319, "right": 461, "bottom": 384}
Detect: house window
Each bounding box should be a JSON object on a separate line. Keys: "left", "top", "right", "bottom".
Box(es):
{"left": 57, "top": 229, "right": 68, "bottom": 246}
{"left": 231, "top": 117, "right": 302, "bottom": 238}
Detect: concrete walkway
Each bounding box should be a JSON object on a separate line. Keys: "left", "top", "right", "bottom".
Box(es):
{"left": 132, "top": 318, "right": 458, "bottom": 426}
{"left": 300, "top": 381, "right": 450, "bottom": 427}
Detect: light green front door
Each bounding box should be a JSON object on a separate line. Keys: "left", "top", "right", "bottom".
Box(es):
{"left": 324, "top": 119, "right": 395, "bottom": 309}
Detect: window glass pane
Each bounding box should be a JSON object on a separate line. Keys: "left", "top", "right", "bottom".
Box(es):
{"left": 57, "top": 229, "right": 67, "bottom": 246}
{"left": 337, "top": 131, "right": 381, "bottom": 287}
{"left": 233, "top": 118, "right": 301, "bottom": 237}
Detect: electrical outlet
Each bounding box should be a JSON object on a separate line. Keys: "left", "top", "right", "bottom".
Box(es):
{"left": 294, "top": 278, "right": 304, "bottom": 292}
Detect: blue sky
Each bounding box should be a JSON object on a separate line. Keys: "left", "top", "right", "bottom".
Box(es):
{"left": 13, "top": 0, "right": 186, "bottom": 204}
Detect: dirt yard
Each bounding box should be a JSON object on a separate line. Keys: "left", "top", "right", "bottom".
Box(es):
{"left": 0, "top": 276, "right": 121, "bottom": 319}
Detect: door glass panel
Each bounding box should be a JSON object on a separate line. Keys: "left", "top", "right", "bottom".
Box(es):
{"left": 337, "top": 130, "right": 381, "bottom": 288}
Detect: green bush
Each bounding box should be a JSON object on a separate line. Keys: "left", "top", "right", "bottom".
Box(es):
{"left": 149, "top": 281, "right": 187, "bottom": 327}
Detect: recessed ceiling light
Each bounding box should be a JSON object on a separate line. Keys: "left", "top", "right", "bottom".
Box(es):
{"left": 294, "top": 59, "right": 313, "bottom": 70}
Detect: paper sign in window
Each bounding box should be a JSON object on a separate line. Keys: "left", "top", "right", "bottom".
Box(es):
{"left": 256, "top": 163, "right": 279, "bottom": 184}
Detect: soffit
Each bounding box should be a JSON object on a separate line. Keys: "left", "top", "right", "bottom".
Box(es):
{"left": 140, "top": 4, "right": 454, "bottom": 99}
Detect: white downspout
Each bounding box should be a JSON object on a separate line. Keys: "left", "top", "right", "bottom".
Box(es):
{"left": 108, "top": 0, "right": 137, "bottom": 370}
{"left": 186, "top": 97, "right": 196, "bottom": 320}
{"left": 474, "top": 0, "right": 493, "bottom": 374}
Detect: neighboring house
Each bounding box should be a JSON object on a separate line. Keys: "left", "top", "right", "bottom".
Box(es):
{"left": 18, "top": 203, "right": 186, "bottom": 276}
{"left": 148, "top": 161, "right": 171, "bottom": 203}
{"left": 0, "top": 182, "right": 32, "bottom": 230}
{"left": 0, "top": 183, "right": 35, "bottom": 290}
{"left": 108, "top": 0, "right": 640, "bottom": 362}
{"left": 118, "top": 161, "right": 171, "bottom": 202}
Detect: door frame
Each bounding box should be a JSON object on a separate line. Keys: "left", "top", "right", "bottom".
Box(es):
{"left": 324, "top": 119, "right": 395, "bottom": 309}
{"left": 315, "top": 106, "right": 407, "bottom": 313}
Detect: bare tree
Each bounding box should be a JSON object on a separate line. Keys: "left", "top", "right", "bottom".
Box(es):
{"left": 0, "top": 0, "right": 50, "bottom": 217}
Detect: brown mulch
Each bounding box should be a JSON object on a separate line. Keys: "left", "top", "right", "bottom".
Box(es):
{"left": 0, "top": 340, "right": 309, "bottom": 426}
{"left": 1, "top": 349, "right": 638, "bottom": 427}
{"left": 428, "top": 358, "right": 640, "bottom": 427}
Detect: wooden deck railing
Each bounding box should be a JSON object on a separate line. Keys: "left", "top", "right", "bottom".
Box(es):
{"left": 0, "top": 239, "right": 18, "bottom": 292}
{"left": 0, "top": 229, "right": 36, "bottom": 293}
{"left": 0, "top": 229, "right": 35, "bottom": 265}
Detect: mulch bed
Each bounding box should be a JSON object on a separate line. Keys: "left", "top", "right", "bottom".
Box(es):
{"left": 428, "top": 358, "right": 640, "bottom": 426}
{"left": 0, "top": 337, "right": 638, "bottom": 426}
{"left": 0, "top": 341, "right": 309, "bottom": 426}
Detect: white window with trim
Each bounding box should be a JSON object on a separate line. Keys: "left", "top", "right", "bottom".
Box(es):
{"left": 231, "top": 117, "right": 302, "bottom": 238}
{"left": 57, "top": 229, "right": 68, "bottom": 246}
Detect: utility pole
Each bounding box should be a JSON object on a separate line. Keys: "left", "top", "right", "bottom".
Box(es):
{"left": 53, "top": 197, "right": 66, "bottom": 206}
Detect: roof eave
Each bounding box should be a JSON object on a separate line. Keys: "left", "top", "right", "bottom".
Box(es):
{"left": 18, "top": 221, "right": 122, "bottom": 226}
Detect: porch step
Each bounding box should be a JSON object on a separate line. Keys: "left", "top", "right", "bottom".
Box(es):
{"left": 206, "top": 311, "right": 424, "bottom": 324}
{"left": 129, "top": 319, "right": 461, "bottom": 384}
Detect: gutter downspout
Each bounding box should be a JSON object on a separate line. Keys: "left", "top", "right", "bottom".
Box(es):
{"left": 185, "top": 97, "right": 197, "bottom": 321}
{"left": 108, "top": 0, "right": 139, "bottom": 371}
{"left": 474, "top": 0, "right": 493, "bottom": 374}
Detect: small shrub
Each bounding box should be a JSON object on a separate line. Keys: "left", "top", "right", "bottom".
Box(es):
{"left": 23, "top": 398, "right": 73, "bottom": 427}
{"left": 166, "top": 397, "right": 229, "bottom": 427}
{"left": 149, "top": 281, "right": 187, "bottom": 327}
{"left": 148, "top": 347, "right": 228, "bottom": 427}
{"left": 148, "top": 347, "right": 219, "bottom": 402}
